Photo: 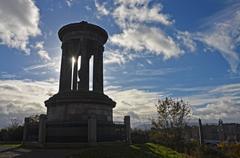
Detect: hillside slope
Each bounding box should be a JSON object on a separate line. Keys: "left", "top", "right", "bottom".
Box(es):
{"left": 70, "top": 143, "right": 187, "bottom": 158}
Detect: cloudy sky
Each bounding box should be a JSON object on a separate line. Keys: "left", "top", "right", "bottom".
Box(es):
{"left": 0, "top": 0, "right": 240, "bottom": 128}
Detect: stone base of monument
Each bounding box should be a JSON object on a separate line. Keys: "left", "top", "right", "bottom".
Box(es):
{"left": 45, "top": 91, "right": 115, "bottom": 123}
{"left": 22, "top": 92, "right": 131, "bottom": 146}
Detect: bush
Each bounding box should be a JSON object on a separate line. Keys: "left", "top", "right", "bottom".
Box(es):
{"left": 131, "top": 129, "right": 150, "bottom": 144}
{"left": 0, "top": 119, "right": 23, "bottom": 141}
{"left": 218, "top": 143, "right": 240, "bottom": 158}
{"left": 0, "top": 126, "right": 23, "bottom": 141}
{"left": 149, "top": 129, "right": 188, "bottom": 152}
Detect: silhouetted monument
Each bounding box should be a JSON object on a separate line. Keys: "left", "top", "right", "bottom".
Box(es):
{"left": 23, "top": 21, "right": 131, "bottom": 146}
{"left": 46, "top": 21, "right": 115, "bottom": 124}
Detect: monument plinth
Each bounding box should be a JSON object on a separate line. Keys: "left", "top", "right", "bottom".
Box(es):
{"left": 45, "top": 21, "right": 115, "bottom": 123}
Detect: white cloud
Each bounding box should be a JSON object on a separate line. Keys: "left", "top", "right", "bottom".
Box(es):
{"left": 85, "top": 5, "right": 92, "bottom": 11}
{"left": 182, "top": 83, "right": 240, "bottom": 122}
{"left": 0, "top": 79, "right": 239, "bottom": 127}
{"left": 113, "top": 0, "right": 173, "bottom": 28}
{"left": 95, "top": 0, "right": 182, "bottom": 61}
{"left": 24, "top": 56, "right": 60, "bottom": 73}
{"left": 0, "top": 79, "right": 161, "bottom": 128}
{"left": 0, "top": 0, "right": 41, "bottom": 53}
{"left": 177, "top": 31, "right": 196, "bottom": 53}
{"left": 65, "top": 0, "right": 74, "bottom": 7}
{"left": 34, "top": 41, "right": 51, "bottom": 61}
{"left": 104, "top": 48, "right": 143, "bottom": 65}
{"left": 94, "top": 0, "right": 240, "bottom": 73}
{"left": 106, "top": 88, "right": 162, "bottom": 120}
{"left": 146, "top": 59, "right": 152, "bottom": 65}
{"left": 104, "top": 51, "right": 126, "bottom": 65}
{"left": 0, "top": 72, "right": 16, "bottom": 79}
{"left": 110, "top": 25, "right": 181, "bottom": 59}
{"left": 0, "top": 79, "right": 58, "bottom": 127}
{"left": 210, "top": 83, "right": 240, "bottom": 94}
{"left": 115, "top": 0, "right": 147, "bottom": 5}
{"left": 38, "top": 50, "right": 51, "bottom": 61}
{"left": 194, "top": 98, "right": 240, "bottom": 122}
{"left": 95, "top": 0, "right": 109, "bottom": 16}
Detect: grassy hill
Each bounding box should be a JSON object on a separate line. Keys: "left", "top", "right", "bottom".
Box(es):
{"left": 70, "top": 143, "right": 188, "bottom": 158}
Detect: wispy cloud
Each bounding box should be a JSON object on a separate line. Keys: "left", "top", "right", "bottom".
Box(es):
{"left": 193, "top": 2, "right": 240, "bottom": 73}
{"left": 0, "top": 72, "right": 17, "bottom": 79}
{"left": 24, "top": 56, "right": 60, "bottom": 73}
{"left": 135, "top": 67, "right": 190, "bottom": 77}
{"left": 65, "top": 0, "right": 74, "bottom": 7}
{"left": 34, "top": 41, "right": 51, "bottom": 61}
{"left": 180, "top": 83, "right": 240, "bottom": 122}
{"left": 195, "top": 22, "right": 240, "bottom": 73}
{"left": 104, "top": 50, "right": 126, "bottom": 65}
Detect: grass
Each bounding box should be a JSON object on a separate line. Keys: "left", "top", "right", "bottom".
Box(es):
{"left": 0, "top": 143, "right": 21, "bottom": 148}
{"left": 70, "top": 143, "right": 188, "bottom": 158}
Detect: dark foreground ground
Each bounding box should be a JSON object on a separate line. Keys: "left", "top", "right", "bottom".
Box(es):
{"left": 0, "top": 148, "right": 78, "bottom": 158}
{"left": 0, "top": 143, "right": 187, "bottom": 158}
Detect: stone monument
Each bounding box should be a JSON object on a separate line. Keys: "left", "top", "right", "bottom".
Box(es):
{"left": 46, "top": 21, "right": 115, "bottom": 124}
{"left": 23, "top": 21, "right": 131, "bottom": 145}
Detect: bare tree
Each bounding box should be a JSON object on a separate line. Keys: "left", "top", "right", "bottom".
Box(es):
{"left": 9, "top": 118, "right": 20, "bottom": 129}
{"left": 151, "top": 97, "right": 191, "bottom": 147}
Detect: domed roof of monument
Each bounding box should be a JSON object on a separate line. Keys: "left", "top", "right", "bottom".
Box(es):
{"left": 58, "top": 21, "right": 108, "bottom": 43}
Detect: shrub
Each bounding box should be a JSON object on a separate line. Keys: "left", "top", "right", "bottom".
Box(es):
{"left": 0, "top": 119, "right": 23, "bottom": 141}
{"left": 131, "top": 129, "right": 150, "bottom": 144}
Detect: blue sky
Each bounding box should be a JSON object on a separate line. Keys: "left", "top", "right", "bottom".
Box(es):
{"left": 0, "top": 0, "right": 240, "bottom": 128}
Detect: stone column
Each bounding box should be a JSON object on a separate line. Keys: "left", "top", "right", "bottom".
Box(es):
{"left": 38, "top": 114, "right": 47, "bottom": 145}
{"left": 198, "top": 118, "right": 204, "bottom": 145}
{"left": 124, "top": 116, "right": 131, "bottom": 144}
{"left": 59, "top": 42, "right": 72, "bottom": 92}
{"left": 88, "top": 116, "right": 96, "bottom": 144}
{"left": 72, "top": 56, "right": 78, "bottom": 91}
{"left": 93, "top": 45, "right": 103, "bottom": 93}
{"left": 22, "top": 117, "right": 30, "bottom": 143}
{"left": 78, "top": 41, "right": 90, "bottom": 91}
{"left": 218, "top": 119, "right": 224, "bottom": 142}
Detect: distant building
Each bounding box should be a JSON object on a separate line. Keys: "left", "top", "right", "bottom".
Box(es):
{"left": 185, "top": 120, "right": 240, "bottom": 144}
{"left": 218, "top": 121, "right": 240, "bottom": 143}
